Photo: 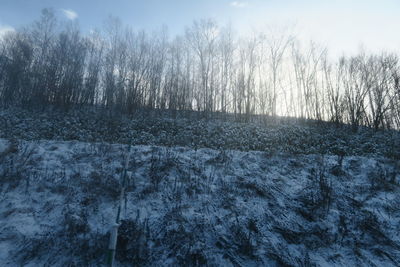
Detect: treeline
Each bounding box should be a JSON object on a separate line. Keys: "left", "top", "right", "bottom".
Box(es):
{"left": 1, "top": 8, "right": 399, "bottom": 130}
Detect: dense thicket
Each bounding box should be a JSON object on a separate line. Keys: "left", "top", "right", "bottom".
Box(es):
{"left": 2, "top": 107, "right": 400, "bottom": 159}
{"left": 1, "top": 9, "right": 399, "bottom": 130}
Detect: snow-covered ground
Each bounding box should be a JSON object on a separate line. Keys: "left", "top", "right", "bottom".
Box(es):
{"left": 0, "top": 138, "right": 399, "bottom": 266}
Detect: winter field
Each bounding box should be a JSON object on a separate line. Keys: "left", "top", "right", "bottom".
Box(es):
{"left": 1, "top": 108, "right": 400, "bottom": 266}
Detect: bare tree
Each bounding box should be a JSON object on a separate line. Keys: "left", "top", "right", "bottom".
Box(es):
{"left": 262, "top": 27, "right": 292, "bottom": 117}
{"left": 1, "top": 9, "right": 400, "bottom": 130}
{"left": 185, "top": 19, "right": 219, "bottom": 115}
{"left": 324, "top": 56, "right": 345, "bottom": 125}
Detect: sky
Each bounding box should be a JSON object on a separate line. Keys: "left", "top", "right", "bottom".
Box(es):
{"left": 0, "top": 0, "right": 399, "bottom": 57}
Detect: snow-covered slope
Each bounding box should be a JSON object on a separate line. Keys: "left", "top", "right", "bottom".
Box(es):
{"left": 0, "top": 138, "right": 399, "bottom": 266}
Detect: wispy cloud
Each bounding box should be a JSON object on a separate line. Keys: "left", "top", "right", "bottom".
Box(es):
{"left": 230, "top": 1, "right": 248, "bottom": 8}
{"left": 0, "top": 25, "right": 15, "bottom": 39}
{"left": 61, "top": 9, "right": 78, "bottom": 20}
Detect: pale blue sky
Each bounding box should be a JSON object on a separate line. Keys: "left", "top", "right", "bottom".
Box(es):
{"left": 0, "top": 0, "right": 399, "bottom": 56}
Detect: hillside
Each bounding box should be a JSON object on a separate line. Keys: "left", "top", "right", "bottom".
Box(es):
{"left": 2, "top": 1, "right": 400, "bottom": 266}
{"left": 0, "top": 108, "right": 400, "bottom": 266}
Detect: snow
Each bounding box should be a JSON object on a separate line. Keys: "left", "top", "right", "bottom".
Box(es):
{"left": 0, "top": 139, "right": 9, "bottom": 153}
{"left": 0, "top": 138, "right": 399, "bottom": 266}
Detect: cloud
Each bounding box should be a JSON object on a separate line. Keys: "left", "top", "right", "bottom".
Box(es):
{"left": 230, "top": 1, "right": 248, "bottom": 8}
{"left": 61, "top": 9, "right": 78, "bottom": 20}
{"left": 0, "top": 25, "right": 15, "bottom": 39}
